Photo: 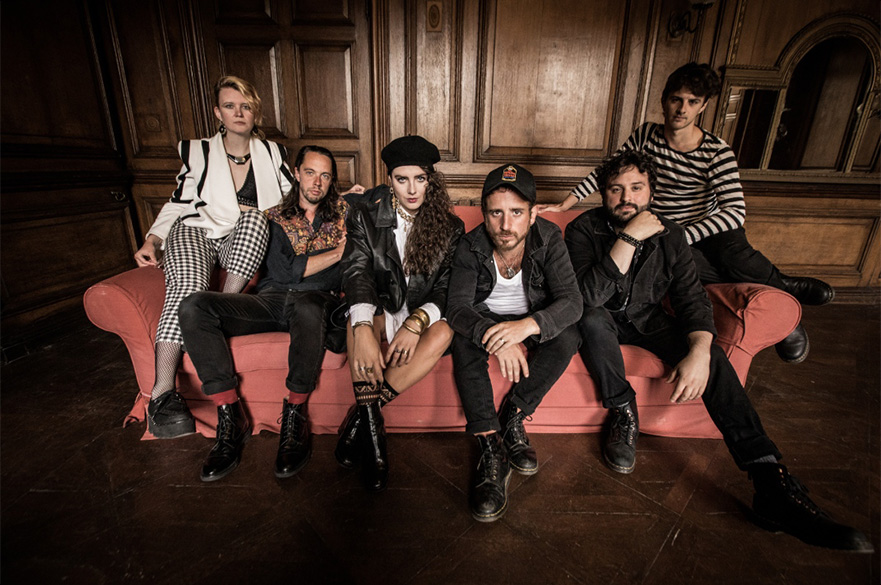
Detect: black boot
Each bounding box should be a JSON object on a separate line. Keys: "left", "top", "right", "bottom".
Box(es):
{"left": 750, "top": 463, "right": 874, "bottom": 552}
{"left": 358, "top": 402, "right": 388, "bottom": 492}
{"left": 274, "top": 399, "right": 312, "bottom": 478}
{"left": 200, "top": 402, "right": 250, "bottom": 482}
{"left": 334, "top": 404, "right": 362, "bottom": 469}
{"left": 775, "top": 323, "right": 809, "bottom": 363}
{"left": 780, "top": 276, "right": 835, "bottom": 306}
{"left": 470, "top": 433, "right": 512, "bottom": 522}
{"left": 498, "top": 396, "right": 538, "bottom": 475}
{"left": 604, "top": 401, "right": 639, "bottom": 474}
{"left": 147, "top": 390, "right": 196, "bottom": 439}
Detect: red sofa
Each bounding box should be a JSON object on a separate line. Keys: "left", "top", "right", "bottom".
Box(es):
{"left": 83, "top": 207, "right": 801, "bottom": 440}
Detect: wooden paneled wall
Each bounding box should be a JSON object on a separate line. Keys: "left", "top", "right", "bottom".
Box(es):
{"left": 1, "top": 0, "right": 878, "bottom": 348}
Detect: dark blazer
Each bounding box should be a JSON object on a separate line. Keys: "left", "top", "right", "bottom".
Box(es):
{"left": 446, "top": 216, "right": 583, "bottom": 347}
{"left": 564, "top": 208, "right": 716, "bottom": 337}
{"left": 341, "top": 185, "right": 465, "bottom": 315}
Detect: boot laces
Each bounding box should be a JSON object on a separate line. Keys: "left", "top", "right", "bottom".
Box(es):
{"left": 477, "top": 440, "right": 503, "bottom": 484}
{"left": 278, "top": 406, "right": 306, "bottom": 444}
{"left": 781, "top": 471, "right": 821, "bottom": 516}
{"left": 610, "top": 408, "right": 636, "bottom": 445}
{"left": 504, "top": 409, "right": 531, "bottom": 446}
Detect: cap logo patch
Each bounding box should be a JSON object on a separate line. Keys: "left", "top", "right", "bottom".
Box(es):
{"left": 502, "top": 166, "right": 517, "bottom": 182}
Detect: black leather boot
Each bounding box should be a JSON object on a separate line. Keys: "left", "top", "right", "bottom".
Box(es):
{"left": 274, "top": 399, "right": 312, "bottom": 478}
{"left": 147, "top": 390, "right": 196, "bottom": 439}
{"left": 774, "top": 323, "right": 809, "bottom": 363}
{"left": 200, "top": 402, "right": 250, "bottom": 482}
{"left": 358, "top": 402, "right": 388, "bottom": 492}
{"left": 750, "top": 463, "right": 873, "bottom": 552}
{"left": 498, "top": 395, "right": 538, "bottom": 475}
{"left": 780, "top": 276, "right": 835, "bottom": 306}
{"left": 334, "top": 404, "right": 361, "bottom": 469}
{"left": 470, "top": 433, "right": 512, "bottom": 522}
{"left": 604, "top": 401, "right": 639, "bottom": 474}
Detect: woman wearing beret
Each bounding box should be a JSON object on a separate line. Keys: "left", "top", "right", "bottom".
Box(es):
{"left": 336, "top": 135, "right": 464, "bottom": 491}
{"left": 133, "top": 76, "right": 293, "bottom": 439}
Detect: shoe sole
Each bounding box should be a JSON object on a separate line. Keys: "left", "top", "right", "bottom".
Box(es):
{"left": 604, "top": 452, "right": 635, "bottom": 474}
{"left": 471, "top": 469, "right": 512, "bottom": 523}
{"left": 148, "top": 418, "right": 196, "bottom": 439}
{"left": 201, "top": 458, "right": 240, "bottom": 482}
{"left": 749, "top": 508, "right": 875, "bottom": 554}
{"left": 334, "top": 446, "right": 358, "bottom": 469}
{"left": 777, "top": 336, "right": 810, "bottom": 364}
{"left": 274, "top": 447, "right": 313, "bottom": 479}
{"left": 510, "top": 461, "right": 539, "bottom": 476}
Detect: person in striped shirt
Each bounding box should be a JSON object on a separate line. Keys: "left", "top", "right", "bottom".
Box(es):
{"left": 539, "top": 63, "right": 834, "bottom": 363}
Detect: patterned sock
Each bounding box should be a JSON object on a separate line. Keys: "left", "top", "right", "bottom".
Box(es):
{"left": 287, "top": 391, "right": 309, "bottom": 405}
{"left": 378, "top": 380, "right": 400, "bottom": 407}
{"left": 209, "top": 389, "right": 239, "bottom": 406}
{"left": 150, "top": 342, "right": 183, "bottom": 400}
{"left": 353, "top": 381, "right": 380, "bottom": 406}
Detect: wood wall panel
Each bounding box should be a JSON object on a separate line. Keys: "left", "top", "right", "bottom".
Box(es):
{"left": 293, "top": 0, "right": 353, "bottom": 24}
{"left": 296, "top": 43, "right": 356, "bottom": 136}
{"left": 215, "top": 0, "right": 277, "bottom": 23}
{"left": 219, "top": 42, "right": 286, "bottom": 135}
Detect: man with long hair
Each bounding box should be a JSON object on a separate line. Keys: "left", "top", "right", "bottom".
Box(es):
{"left": 565, "top": 149, "right": 872, "bottom": 552}
{"left": 178, "top": 145, "right": 350, "bottom": 482}
{"left": 335, "top": 135, "right": 464, "bottom": 492}
{"left": 446, "top": 163, "right": 582, "bottom": 521}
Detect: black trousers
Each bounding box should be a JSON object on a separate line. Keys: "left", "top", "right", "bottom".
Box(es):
{"left": 452, "top": 311, "right": 580, "bottom": 434}
{"left": 690, "top": 228, "right": 786, "bottom": 289}
{"left": 178, "top": 288, "right": 342, "bottom": 395}
{"left": 577, "top": 306, "right": 781, "bottom": 469}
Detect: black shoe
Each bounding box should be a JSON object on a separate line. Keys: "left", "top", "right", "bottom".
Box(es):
{"left": 604, "top": 401, "right": 639, "bottom": 474}
{"left": 775, "top": 323, "right": 809, "bottom": 363}
{"left": 780, "top": 276, "right": 835, "bottom": 306}
{"left": 334, "top": 404, "right": 361, "bottom": 469}
{"left": 200, "top": 402, "right": 250, "bottom": 482}
{"left": 147, "top": 391, "right": 196, "bottom": 439}
{"left": 470, "top": 433, "right": 512, "bottom": 522}
{"left": 274, "top": 399, "right": 312, "bottom": 478}
{"left": 358, "top": 403, "right": 388, "bottom": 492}
{"left": 750, "top": 463, "right": 874, "bottom": 553}
{"left": 498, "top": 396, "right": 538, "bottom": 475}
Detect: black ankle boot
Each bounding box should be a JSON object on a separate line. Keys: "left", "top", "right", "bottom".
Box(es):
{"left": 275, "top": 399, "right": 312, "bottom": 478}
{"left": 147, "top": 390, "right": 196, "bottom": 439}
{"left": 780, "top": 276, "right": 835, "bottom": 306}
{"left": 358, "top": 402, "right": 388, "bottom": 492}
{"left": 200, "top": 402, "right": 250, "bottom": 482}
{"left": 775, "top": 323, "right": 809, "bottom": 363}
{"left": 604, "top": 401, "right": 639, "bottom": 474}
{"left": 334, "top": 404, "right": 362, "bottom": 469}
{"left": 498, "top": 396, "right": 537, "bottom": 475}
{"left": 749, "top": 463, "right": 874, "bottom": 552}
{"left": 470, "top": 433, "right": 512, "bottom": 522}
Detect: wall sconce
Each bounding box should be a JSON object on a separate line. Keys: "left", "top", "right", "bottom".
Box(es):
{"left": 667, "top": 0, "right": 715, "bottom": 39}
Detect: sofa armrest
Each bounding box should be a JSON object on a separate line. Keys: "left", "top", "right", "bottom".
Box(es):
{"left": 706, "top": 282, "right": 801, "bottom": 362}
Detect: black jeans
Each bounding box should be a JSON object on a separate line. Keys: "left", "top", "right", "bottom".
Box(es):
{"left": 178, "top": 288, "right": 342, "bottom": 395}
{"left": 690, "top": 228, "right": 786, "bottom": 289}
{"left": 452, "top": 311, "right": 580, "bottom": 434}
{"left": 577, "top": 306, "right": 781, "bottom": 469}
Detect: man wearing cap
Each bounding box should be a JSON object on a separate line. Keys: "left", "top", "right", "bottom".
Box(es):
{"left": 446, "top": 163, "right": 582, "bottom": 521}
{"left": 335, "top": 135, "right": 464, "bottom": 491}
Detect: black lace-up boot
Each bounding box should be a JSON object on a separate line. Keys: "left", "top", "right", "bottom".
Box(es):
{"left": 604, "top": 401, "right": 639, "bottom": 474}
{"left": 274, "top": 399, "right": 312, "bottom": 478}
{"left": 750, "top": 463, "right": 874, "bottom": 552}
{"left": 147, "top": 391, "right": 196, "bottom": 439}
{"left": 200, "top": 401, "right": 250, "bottom": 482}
{"left": 498, "top": 395, "right": 538, "bottom": 475}
{"left": 470, "top": 433, "right": 512, "bottom": 522}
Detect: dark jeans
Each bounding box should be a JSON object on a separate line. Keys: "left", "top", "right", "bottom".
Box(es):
{"left": 178, "top": 288, "right": 342, "bottom": 395}
{"left": 452, "top": 311, "right": 580, "bottom": 434}
{"left": 577, "top": 306, "right": 781, "bottom": 469}
{"left": 690, "top": 228, "right": 786, "bottom": 289}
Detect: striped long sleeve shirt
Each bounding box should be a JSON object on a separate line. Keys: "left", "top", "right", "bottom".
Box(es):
{"left": 570, "top": 123, "right": 746, "bottom": 245}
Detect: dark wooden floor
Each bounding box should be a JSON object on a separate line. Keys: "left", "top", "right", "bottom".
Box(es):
{"left": 2, "top": 303, "right": 878, "bottom": 584}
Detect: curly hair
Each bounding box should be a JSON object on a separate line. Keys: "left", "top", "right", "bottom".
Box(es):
{"left": 595, "top": 149, "right": 658, "bottom": 195}
{"left": 662, "top": 62, "right": 721, "bottom": 102}
{"left": 278, "top": 145, "right": 343, "bottom": 225}
{"left": 214, "top": 75, "right": 265, "bottom": 139}
{"left": 402, "top": 168, "right": 459, "bottom": 276}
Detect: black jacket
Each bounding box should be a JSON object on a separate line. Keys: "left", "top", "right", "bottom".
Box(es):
{"left": 341, "top": 185, "right": 464, "bottom": 314}
{"left": 564, "top": 208, "right": 716, "bottom": 337}
{"left": 446, "top": 216, "right": 583, "bottom": 346}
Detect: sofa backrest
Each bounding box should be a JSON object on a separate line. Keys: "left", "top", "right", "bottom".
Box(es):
{"left": 453, "top": 205, "right": 582, "bottom": 234}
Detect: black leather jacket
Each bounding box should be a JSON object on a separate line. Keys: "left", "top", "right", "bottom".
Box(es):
{"left": 447, "top": 216, "right": 583, "bottom": 347}
{"left": 341, "top": 185, "right": 464, "bottom": 314}
{"left": 564, "top": 208, "right": 716, "bottom": 337}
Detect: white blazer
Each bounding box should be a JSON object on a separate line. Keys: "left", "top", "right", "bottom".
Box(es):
{"left": 147, "top": 133, "right": 294, "bottom": 242}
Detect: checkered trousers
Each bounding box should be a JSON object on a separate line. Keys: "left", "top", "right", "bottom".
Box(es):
{"left": 154, "top": 209, "right": 270, "bottom": 344}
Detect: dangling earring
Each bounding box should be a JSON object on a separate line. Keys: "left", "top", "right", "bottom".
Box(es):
{"left": 389, "top": 186, "right": 394, "bottom": 196}
{"left": 251, "top": 125, "right": 259, "bottom": 136}
{"left": 219, "top": 123, "right": 226, "bottom": 136}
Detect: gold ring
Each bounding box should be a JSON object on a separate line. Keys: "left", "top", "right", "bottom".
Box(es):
{"left": 365, "top": 366, "right": 374, "bottom": 374}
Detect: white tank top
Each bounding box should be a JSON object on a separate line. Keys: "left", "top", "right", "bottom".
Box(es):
{"left": 484, "top": 261, "right": 529, "bottom": 315}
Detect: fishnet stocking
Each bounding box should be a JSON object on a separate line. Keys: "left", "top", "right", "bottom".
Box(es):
{"left": 150, "top": 342, "right": 183, "bottom": 400}
{"left": 222, "top": 272, "right": 250, "bottom": 293}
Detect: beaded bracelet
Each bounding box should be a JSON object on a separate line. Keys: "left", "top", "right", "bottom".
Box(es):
{"left": 616, "top": 231, "right": 642, "bottom": 248}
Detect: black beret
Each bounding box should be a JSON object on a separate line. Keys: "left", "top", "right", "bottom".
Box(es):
{"left": 381, "top": 135, "right": 441, "bottom": 175}
{"left": 481, "top": 163, "right": 536, "bottom": 204}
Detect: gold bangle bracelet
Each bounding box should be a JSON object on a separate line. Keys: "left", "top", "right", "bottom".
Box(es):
{"left": 411, "top": 308, "right": 430, "bottom": 328}
{"left": 352, "top": 320, "right": 373, "bottom": 329}
{"left": 402, "top": 321, "right": 424, "bottom": 336}
{"left": 406, "top": 314, "right": 426, "bottom": 331}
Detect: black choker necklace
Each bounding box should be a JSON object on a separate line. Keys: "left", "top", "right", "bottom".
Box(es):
{"left": 226, "top": 152, "right": 251, "bottom": 165}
